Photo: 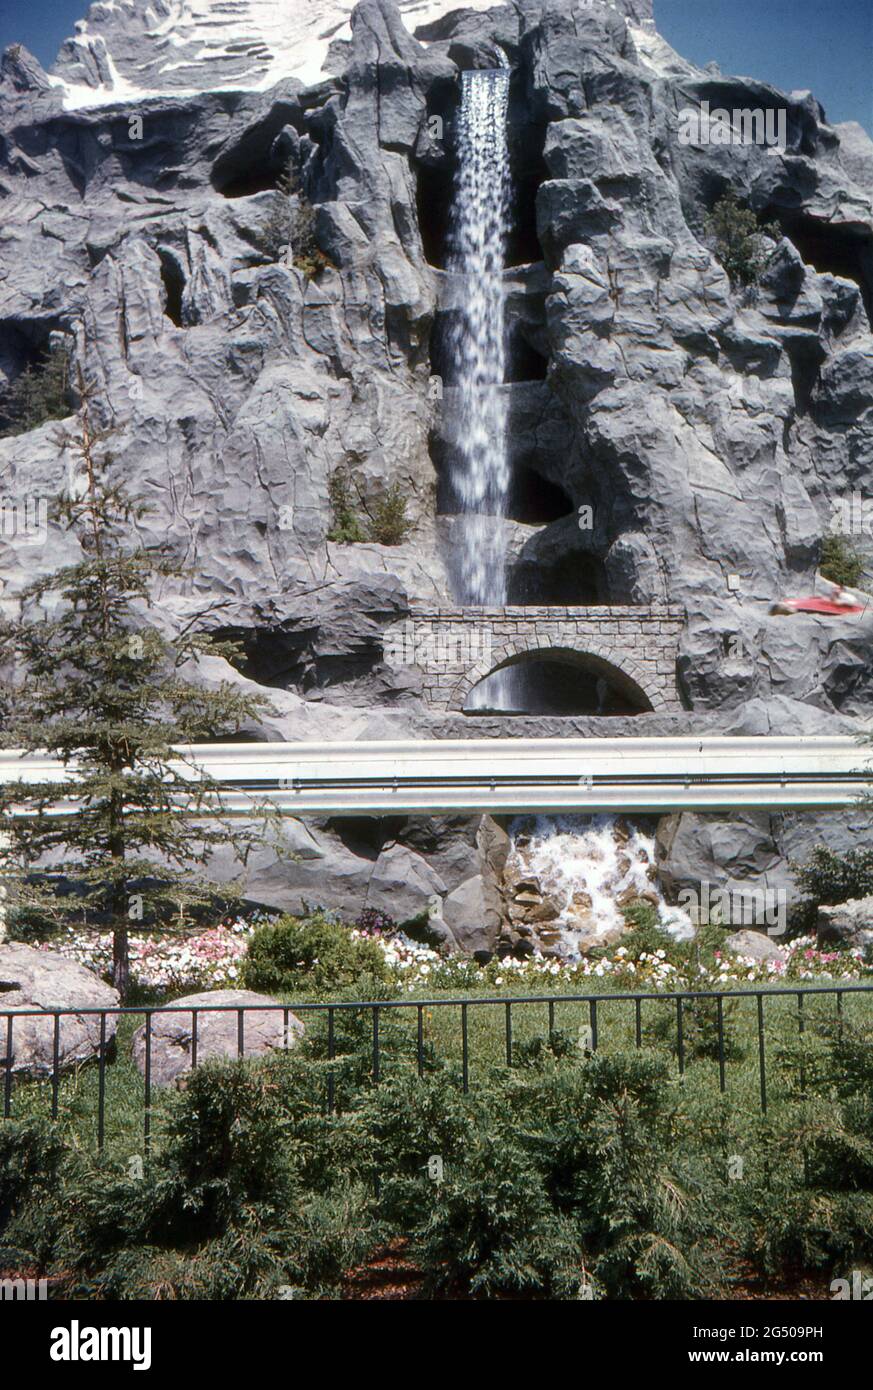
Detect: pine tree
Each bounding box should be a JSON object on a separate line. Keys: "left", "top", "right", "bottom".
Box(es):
{"left": 704, "top": 189, "right": 779, "bottom": 289}
{"left": 0, "top": 369, "right": 277, "bottom": 999}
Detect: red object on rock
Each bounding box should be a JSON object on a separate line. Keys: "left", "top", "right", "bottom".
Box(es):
{"left": 774, "top": 596, "right": 866, "bottom": 615}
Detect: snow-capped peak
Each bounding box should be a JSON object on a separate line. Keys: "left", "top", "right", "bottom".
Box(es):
{"left": 50, "top": 0, "right": 502, "bottom": 109}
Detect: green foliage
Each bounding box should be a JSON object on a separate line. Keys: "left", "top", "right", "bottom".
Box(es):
{"left": 819, "top": 534, "right": 864, "bottom": 588}
{"left": 367, "top": 483, "right": 410, "bottom": 546}
{"left": 608, "top": 902, "right": 683, "bottom": 964}
{"left": 0, "top": 1120, "right": 68, "bottom": 1268}
{"left": 258, "top": 162, "right": 328, "bottom": 279}
{"left": 242, "top": 912, "right": 394, "bottom": 996}
{"left": 646, "top": 994, "right": 744, "bottom": 1063}
{"left": 0, "top": 345, "right": 72, "bottom": 438}
{"left": 326, "top": 468, "right": 411, "bottom": 546}
{"left": 793, "top": 846, "right": 873, "bottom": 912}
{"left": 57, "top": 1057, "right": 375, "bottom": 1299}
{"left": 0, "top": 370, "right": 276, "bottom": 997}
{"left": 506, "top": 1052, "right": 723, "bottom": 1298}
{"left": 7, "top": 1004, "right": 873, "bottom": 1301}
{"left": 326, "top": 468, "right": 367, "bottom": 543}
{"left": 412, "top": 1130, "right": 588, "bottom": 1299}
{"left": 704, "top": 189, "right": 779, "bottom": 288}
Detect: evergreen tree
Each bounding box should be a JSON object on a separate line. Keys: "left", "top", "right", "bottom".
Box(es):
{"left": 704, "top": 189, "right": 779, "bottom": 288}
{"left": 0, "top": 369, "right": 277, "bottom": 999}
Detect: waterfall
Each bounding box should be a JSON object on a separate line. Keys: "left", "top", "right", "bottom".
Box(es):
{"left": 447, "top": 68, "right": 512, "bottom": 607}
{"left": 506, "top": 815, "right": 695, "bottom": 956}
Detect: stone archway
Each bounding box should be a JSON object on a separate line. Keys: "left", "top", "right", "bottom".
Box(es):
{"left": 384, "top": 606, "right": 685, "bottom": 713}
{"left": 453, "top": 644, "right": 660, "bottom": 714}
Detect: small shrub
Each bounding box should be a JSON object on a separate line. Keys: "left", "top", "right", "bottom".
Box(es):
{"left": 0, "top": 1120, "right": 66, "bottom": 1230}
{"left": 607, "top": 903, "right": 683, "bottom": 965}
{"left": 0, "top": 1120, "right": 69, "bottom": 1269}
{"left": 326, "top": 468, "right": 367, "bottom": 543}
{"left": 326, "top": 470, "right": 411, "bottom": 546}
{"left": 242, "top": 912, "right": 393, "bottom": 995}
{"left": 412, "top": 1129, "right": 588, "bottom": 1299}
{"left": 367, "top": 482, "right": 410, "bottom": 546}
{"left": 259, "top": 162, "right": 328, "bottom": 279}
{"left": 0, "top": 346, "right": 72, "bottom": 437}
{"left": 819, "top": 534, "right": 864, "bottom": 588}
{"left": 508, "top": 1052, "right": 725, "bottom": 1298}
{"left": 793, "top": 846, "right": 873, "bottom": 912}
{"left": 646, "top": 994, "right": 745, "bottom": 1063}
{"left": 704, "top": 189, "right": 779, "bottom": 288}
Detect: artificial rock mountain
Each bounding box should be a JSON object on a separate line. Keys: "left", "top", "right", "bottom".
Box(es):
{"left": 1, "top": 0, "right": 872, "bottom": 950}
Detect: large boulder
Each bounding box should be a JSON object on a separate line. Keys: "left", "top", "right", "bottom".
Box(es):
{"left": 723, "top": 929, "right": 787, "bottom": 964}
{"left": 816, "top": 897, "right": 873, "bottom": 951}
{"left": 0, "top": 944, "right": 119, "bottom": 1077}
{"left": 131, "top": 989, "right": 304, "bottom": 1088}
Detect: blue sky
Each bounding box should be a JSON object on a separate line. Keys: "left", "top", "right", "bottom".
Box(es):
{"left": 1, "top": 0, "right": 870, "bottom": 132}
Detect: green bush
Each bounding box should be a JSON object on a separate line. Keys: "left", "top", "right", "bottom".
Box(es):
{"left": 326, "top": 469, "right": 411, "bottom": 546}
{"left": 326, "top": 468, "right": 367, "bottom": 543}
{"left": 367, "top": 483, "right": 410, "bottom": 546}
{"left": 0, "top": 346, "right": 71, "bottom": 437}
{"left": 413, "top": 1129, "right": 588, "bottom": 1299}
{"left": 259, "top": 163, "right": 328, "bottom": 279}
{"left": 646, "top": 994, "right": 745, "bottom": 1063}
{"left": 0, "top": 1120, "right": 68, "bottom": 1268}
{"left": 58, "top": 1056, "right": 376, "bottom": 1299}
{"left": 605, "top": 903, "right": 684, "bottom": 965}
{"left": 242, "top": 912, "right": 394, "bottom": 995}
{"left": 820, "top": 534, "right": 864, "bottom": 588}
{"left": 704, "top": 189, "right": 779, "bottom": 288}
{"left": 793, "top": 846, "right": 873, "bottom": 912}
{"left": 506, "top": 1052, "right": 723, "bottom": 1298}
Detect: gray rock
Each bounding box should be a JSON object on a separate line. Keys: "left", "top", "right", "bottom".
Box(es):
{"left": 723, "top": 930, "right": 788, "bottom": 964}
{"left": 657, "top": 808, "right": 873, "bottom": 918}
{"left": 0, "top": 944, "right": 119, "bottom": 1077}
{"left": 366, "top": 843, "right": 447, "bottom": 924}
{"left": 131, "top": 989, "right": 303, "bottom": 1088}
{"left": 816, "top": 897, "right": 873, "bottom": 951}
{"left": 442, "top": 874, "right": 503, "bottom": 957}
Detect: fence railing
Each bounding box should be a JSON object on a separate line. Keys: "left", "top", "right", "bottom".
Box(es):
{"left": 3, "top": 983, "right": 872, "bottom": 1151}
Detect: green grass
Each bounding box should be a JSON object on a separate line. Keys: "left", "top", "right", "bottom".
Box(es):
{"left": 5, "top": 979, "right": 871, "bottom": 1168}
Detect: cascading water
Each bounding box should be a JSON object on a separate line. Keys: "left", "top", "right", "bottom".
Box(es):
{"left": 505, "top": 815, "right": 695, "bottom": 957}
{"left": 447, "top": 68, "right": 512, "bottom": 608}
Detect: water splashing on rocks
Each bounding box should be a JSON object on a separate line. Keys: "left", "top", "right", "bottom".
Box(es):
{"left": 505, "top": 814, "right": 694, "bottom": 957}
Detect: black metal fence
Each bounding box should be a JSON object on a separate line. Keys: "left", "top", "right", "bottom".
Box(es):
{"left": 3, "top": 983, "right": 872, "bottom": 1152}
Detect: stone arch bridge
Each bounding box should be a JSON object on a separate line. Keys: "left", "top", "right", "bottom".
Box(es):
{"left": 384, "top": 606, "right": 685, "bottom": 713}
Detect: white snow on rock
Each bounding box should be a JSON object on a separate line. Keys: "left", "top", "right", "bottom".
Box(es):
{"left": 50, "top": 0, "right": 502, "bottom": 108}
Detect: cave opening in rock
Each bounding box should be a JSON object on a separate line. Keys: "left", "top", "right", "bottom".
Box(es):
{"left": 210, "top": 103, "right": 308, "bottom": 198}
{"left": 506, "top": 466, "right": 573, "bottom": 524}
{"left": 463, "top": 650, "right": 654, "bottom": 716}
{"left": 158, "top": 250, "right": 186, "bottom": 327}
{"left": 508, "top": 550, "right": 606, "bottom": 604}
{"left": 763, "top": 206, "right": 873, "bottom": 323}
{"left": 0, "top": 318, "right": 70, "bottom": 434}
{"left": 506, "top": 324, "right": 549, "bottom": 381}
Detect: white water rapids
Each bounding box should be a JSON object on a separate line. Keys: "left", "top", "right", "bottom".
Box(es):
{"left": 506, "top": 815, "right": 694, "bottom": 956}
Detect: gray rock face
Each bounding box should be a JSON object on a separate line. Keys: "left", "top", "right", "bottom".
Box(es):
{"left": 131, "top": 988, "right": 304, "bottom": 1087}
{"left": 0, "top": 943, "right": 119, "bottom": 1076}
{"left": 1, "top": 0, "right": 873, "bottom": 948}
{"left": 656, "top": 808, "right": 873, "bottom": 920}
{"left": 816, "top": 897, "right": 873, "bottom": 951}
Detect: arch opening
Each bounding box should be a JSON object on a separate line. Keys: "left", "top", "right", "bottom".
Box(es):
{"left": 461, "top": 649, "right": 655, "bottom": 717}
